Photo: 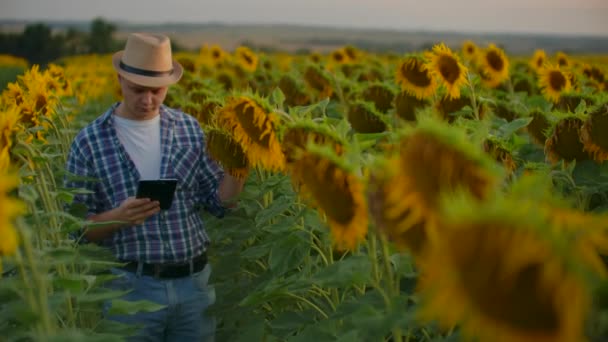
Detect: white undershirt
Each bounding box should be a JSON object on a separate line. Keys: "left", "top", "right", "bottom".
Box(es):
{"left": 113, "top": 114, "right": 162, "bottom": 180}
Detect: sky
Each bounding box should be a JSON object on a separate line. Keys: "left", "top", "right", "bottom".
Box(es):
{"left": 1, "top": 0, "right": 608, "bottom": 36}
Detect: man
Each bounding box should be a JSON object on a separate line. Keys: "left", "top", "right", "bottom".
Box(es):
{"left": 65, "top": 32, "right": 244, "bottom": 341}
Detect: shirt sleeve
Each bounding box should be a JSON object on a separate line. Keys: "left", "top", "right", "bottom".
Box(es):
{"left": 197, "top": 132, "right": 226, "bottom": 218}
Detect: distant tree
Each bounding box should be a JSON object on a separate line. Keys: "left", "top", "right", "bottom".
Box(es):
{"left": 18, "top": 23, "right": 62, "bottom": 65}
{"left": 88, "top": 17, "right": 117, "bottom": 54}
{"left": 63, "top": 28, "right": 89, "bottom": 55}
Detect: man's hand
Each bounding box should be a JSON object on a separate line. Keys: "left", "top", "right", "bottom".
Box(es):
{"left": 113, "top": 197, "right": 161, "bottom": 225}
{"left": 84, "top": 197, "right": 160, "bottom": 242}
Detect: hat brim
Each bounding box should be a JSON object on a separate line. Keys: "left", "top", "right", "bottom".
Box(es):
{"left": 112, "top": 51, "right": 183, "bottom": 88}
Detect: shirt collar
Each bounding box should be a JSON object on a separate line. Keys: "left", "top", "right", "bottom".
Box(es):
{"left": 100, "top": 103, "right": 176, "bottom": 126}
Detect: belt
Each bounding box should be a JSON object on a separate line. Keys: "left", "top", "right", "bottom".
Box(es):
{"left": 120, "top": 252, "right": 207, "bottom": 279}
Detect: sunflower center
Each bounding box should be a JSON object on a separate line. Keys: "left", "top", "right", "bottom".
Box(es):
{"left": 348, "top": 103, "right": 387, "bottom": 133}
{"left": 536, "top": 57, "right": 544, "bottom": 68}
{"left": 363, "top": 85, "right": 394, "bottom": 113}
{"left": 548, "top": 118, "right": 588, "bottom": 162}
{"left": 486, "top": 50, "right": 504, "bottom": 71}
{"left": 207, "top": 131, "right": 248, "bottom": 170}
{"left": 401, "top": 132, "right": 490, "bottom": 208}
{"left": 402, "top": 60, "right": 433, "bottom": 88}
{"left": 333, "top": 52, "right": 344, "bottom": 62}
{"left": 466, "top": 46, "right": 475, "bottom": 54}
{"left": 438, "top": 55, "right": 461, "bottom": 84}
{"left": 527, "top": 111, "right": 550, "bottom": 145}
{"left": 35, "top": 94, "right": 47, "bottom": 112}
{"left": 588, "top": 105, "right": 608, "bottom": 149}
{"left": 242, "top": 53, "right": 253, "bottom": 66}
{"left": 451, "top": 225, "right": 560, "bottom": 334}
{"left": 394, "top": 92, "right": 428, "bottom": 122}
{"left": 548, "top": 71, "right": 567, "bottom": 91}
{"left": 234, "top": 101, "right": 271, "bottom": 147}
{"left": 301, "top": 156, "right": 355, "bottom": 225}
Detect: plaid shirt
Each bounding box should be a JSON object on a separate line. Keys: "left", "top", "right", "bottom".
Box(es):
{"left": 65, "top": 103, "right": 225, "bottom": 263}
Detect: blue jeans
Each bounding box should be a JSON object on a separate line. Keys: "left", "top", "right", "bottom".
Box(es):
{"left": 104, "top": 263, "right": 216, "bottom": 342}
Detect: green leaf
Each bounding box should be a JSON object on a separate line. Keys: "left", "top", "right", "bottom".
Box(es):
{"left": 270, "top": 86, "right": 286, "bottom": 109}
{"left": 497, "top": 117, "right": 533, "bottom": 139}
{"left": 255, "top": 200, "right": 293, "bottom": 228}
{"left": 268, "top": 233, "right": 309, "bottom": 275}
{"left": 311, "top": 255, "right": 372, "bottom": 288}
{"left": 52, "top": 274, "right": 97, "bottom": 292}
{"left": 107, "top": 299, "right": 166, "bottom": 316}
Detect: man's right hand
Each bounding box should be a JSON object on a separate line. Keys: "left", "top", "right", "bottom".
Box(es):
{"left": 83, "top": 197, "right": 160, "bottom": 242}
{"left": 113, "top": 197, "right": 161, "bottom": 225}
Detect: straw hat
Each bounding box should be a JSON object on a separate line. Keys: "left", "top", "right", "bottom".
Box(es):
{"left": 112, "top": 33, "right": 183, "bottom": 87}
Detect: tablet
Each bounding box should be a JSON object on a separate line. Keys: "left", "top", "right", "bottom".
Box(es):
{"left": 136, "top": 179, "right": 178, "bottom": 210}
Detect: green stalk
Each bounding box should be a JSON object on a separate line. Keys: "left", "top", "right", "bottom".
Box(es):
{"left": 20, "top": 228, "right": 55, "bottom": 337}
{"left": 466, "top": 72, "right": 480, "bottom": 121}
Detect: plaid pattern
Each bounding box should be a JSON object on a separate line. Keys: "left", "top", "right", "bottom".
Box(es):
{"left": 65, "top": 103, "right": 225, "bottom": 263}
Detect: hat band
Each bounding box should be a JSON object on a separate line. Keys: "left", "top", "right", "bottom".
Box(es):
{"left": 119, "top": 61, "right": 173, "bottom": 77}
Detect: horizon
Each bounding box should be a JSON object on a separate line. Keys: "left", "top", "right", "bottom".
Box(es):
{"left": 1, "top": 18, "right": 607, "bottom": 40}
{"left": 2, "top": 0, "right": 607, "bottom": 38}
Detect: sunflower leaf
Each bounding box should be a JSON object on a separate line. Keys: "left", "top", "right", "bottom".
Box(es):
{"left": 497, "top": 117, "right": 533, "bottom": 139}
{"left": 270, "top": 87, "right": 286, "bottom": 110}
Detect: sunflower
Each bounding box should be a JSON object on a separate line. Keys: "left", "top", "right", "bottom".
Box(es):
{"left": 0, "top": 149, "right": 23, "bottom": 273}
{"left": 479, "top": 44, "right": 510, "bottom": 87}
{"left": 278, "top": 74, "right": 310, "bottom": 107}
{"left": 545, "top": 117, "right": 589, "bottom": 164}
{"left": 210, "top": 45, "right": 227, "bottom": 65}
{"left": 2, "top": 82, "right": 25, "bottom": 107}
{"left": 205, "top": 126, "right": 250, "bottom": 179}
{"left": 526, "top": 110, "right": 551, "bottom": 146}
{"left": 177, "top": 56, "right": 196, "bottom": 73}
{"left": 424, "top": 43, "right": 469, "bottom": 99}
{"left": 303, "top": 64, "right": 333, "bottom": 100}
{"left": 461, "top": 40, "right": 478, "bottom": 62}
{"left": 394, "top": 91, "right": 429, "bottom": 122}
{"left": 538, "top": 64, "right": 572, "bottom": 103}
{"left": 417, "top": 195, "right": 591, "bottom": 342}
{"left": 281, "top": 120, "right": 345, "bottom": 166}
{"left": 512, "top": 74, "right": 536, "bottom": 95}
{"left": 309, "top": 52, "right": 323, "bottom": 64}
{"left": 491, "top": 100, "right": 518, "bottom": 122}
{"left": 395, "top": 56, "right": 437, "bottom": 100}
{"left": 0, "top": 106, "right": 21, "bottom": 151}
{"left": 555, "top": 94, "right": 594, "bottom": 113}
{"left": 235, "top": 46, "right": 258, "bottom": 73}
{"left": 368, "top": 117, "right": 501, "bottom": 255}
{"left": 582, "top": 65, "right": 605, "bottom": 84}
{"left": 435, "top": 94, "right": 480, "bottom": 123}
{"left": 217, "top": 96, "right": 284, "bottom": 172}
{"left": 555, "top": 52, "right": 569, "bottom": 68}
{"left": 368, "top": 158, "right": 429, "bottom": 256}
{"left": 329, "top": 48, "right": 350, "bottom": 65}
{"left": 289, "top": 148, "right": 367, "bottom": 251}
{"left": 530, "top": 49, "right": 547, "bottom": 73}
{"left": 483, "top": 138, "right": 516, "bottom": 175}
{"left": 347, "top": 101, "right": 388, "bottom": 134}
{"left": 361, "top": 83, "right": 396, "bottom": 113}
{"left": 580, "top": 102, "right": 608, "bottom": 162}
{"left": 216, "top": 71, "right": 235, "bottom": 91}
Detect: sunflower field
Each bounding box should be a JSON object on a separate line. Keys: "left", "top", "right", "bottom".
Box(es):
{"left": 1, "top": 40, "right": 608, "bottom": 342}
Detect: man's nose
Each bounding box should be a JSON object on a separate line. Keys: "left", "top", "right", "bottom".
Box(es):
{"left": 142, "top": 91, "right": 153, "bottom": 103}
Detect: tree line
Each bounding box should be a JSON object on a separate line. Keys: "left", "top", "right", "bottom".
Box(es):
{"left": 0, "top": 18, "right": 126, "bottom": 66}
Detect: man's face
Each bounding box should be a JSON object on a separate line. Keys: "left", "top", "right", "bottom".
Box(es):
{"left": 117, "top": 76, "right": 169, "bottom": 120}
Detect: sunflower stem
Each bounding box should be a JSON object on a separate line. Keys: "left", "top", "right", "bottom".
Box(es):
{"left": 467, "top": 72, "right": 480, "bottom": 121}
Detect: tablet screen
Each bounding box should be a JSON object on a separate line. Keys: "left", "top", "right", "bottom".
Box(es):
{"left": 136, "top": 179, "right": 178, "bottom": 210}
